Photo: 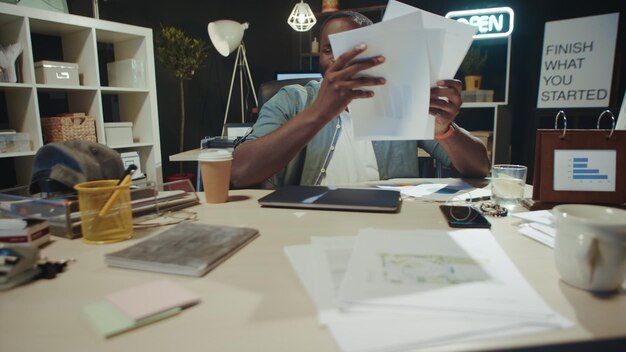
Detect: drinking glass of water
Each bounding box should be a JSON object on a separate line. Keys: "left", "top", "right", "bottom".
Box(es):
{"left": 490, "top": 164, "right": 527, "bottom": 209}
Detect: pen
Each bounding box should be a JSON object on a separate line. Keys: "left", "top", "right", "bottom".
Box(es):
{"left": 98, "top": 165, "right": 137, "bottom": 217}
{"left": 469, "top": 196, "right": 492, "bottom": 202}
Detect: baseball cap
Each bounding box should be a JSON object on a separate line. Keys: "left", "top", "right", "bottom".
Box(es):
{"left": 29, "top": 141, "right": 125, "bottom": 194}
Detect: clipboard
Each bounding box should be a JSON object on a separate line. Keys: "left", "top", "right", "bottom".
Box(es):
{"left": 528, "top": 110, "right": 626, "bottom": 209}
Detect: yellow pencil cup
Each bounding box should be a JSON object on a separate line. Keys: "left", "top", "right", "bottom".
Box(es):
{"left": 74, "top": 180, "right": 133, "bottom": 244}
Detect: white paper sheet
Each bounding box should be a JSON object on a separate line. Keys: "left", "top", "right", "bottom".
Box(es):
{"left": 329, "top": 11, "right": 431, "bottom": 140}
{"left": 338, "top": 229, "right": 567, "bottom": 321}
{"left": 284, "top": 230, "right": 572, "bottom": 352}
{"left": 383, "top": 0, "right": 478, "bottom": 85}
{"left": 377, "top": 179, "right": 482, "bottom": 201}
{"left": 518, "top": 223, "right": 556, "bottom": 248}
{"left": 511, "top": 210, "right": 554, "bottom": 225}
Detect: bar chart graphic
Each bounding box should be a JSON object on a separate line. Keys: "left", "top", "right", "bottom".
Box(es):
{"left": 553, "top": 149, "right": 616, "bottom": 192}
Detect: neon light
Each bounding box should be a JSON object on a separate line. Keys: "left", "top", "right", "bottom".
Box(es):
{"left": 446, "top": 7, "right": 514, "bottom": 39}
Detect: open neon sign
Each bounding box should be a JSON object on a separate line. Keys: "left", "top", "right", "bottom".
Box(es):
{"left": 446, "top": 7, "right": 514, "bottom": 39}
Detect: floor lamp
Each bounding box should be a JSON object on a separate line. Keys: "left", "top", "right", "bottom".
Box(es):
{"left": 208, "top": 20, "right": 258, "bottom": 137}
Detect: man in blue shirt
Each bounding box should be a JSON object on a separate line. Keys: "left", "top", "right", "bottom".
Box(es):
{"left": 231, "top": 11, "right": 490, "bottom": 188}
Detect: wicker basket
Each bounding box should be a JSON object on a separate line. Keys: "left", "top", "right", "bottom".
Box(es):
{"left": 41, "top": 113, "right": 97, "bottom": 143}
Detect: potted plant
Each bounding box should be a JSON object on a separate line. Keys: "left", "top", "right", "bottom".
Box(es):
{"left": 155, "top": 25, "right": 209, "bottom": 173}
{"left": 459, "top": 47, "right": 488, "bottom": 91}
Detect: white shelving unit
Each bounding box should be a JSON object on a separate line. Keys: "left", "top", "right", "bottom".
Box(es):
{"left": 0, "top": 3, "right": 162, "bottom": 187}
{"left": 459, "top": 34, "right": 513, "bottom": 166}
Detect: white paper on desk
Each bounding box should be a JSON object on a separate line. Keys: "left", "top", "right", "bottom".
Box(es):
{"left": 311, "top": 236, "right": 355, "bottom": 321}
{"left": 329, "top": 12, "right": 431, "bottom": 140}
{"left": 338, "top": 229, "right": 567, "bottom": 321}
{"left": 383, "top": 0, "right": 478, "bottom": 85}
{"left": 377, "top": 183, "right": 448, "bottom": 198}
{"left": 326, "top": 311, "right": 565, "bottom": 352}
{"left": 285, "top": 235, "right": 571, "bottom": 352}
{"left": 518, "top": 223, "right": 555, "bottom": 248}
{"left": 511, "top": 210, "right": 554, "bottom": 226}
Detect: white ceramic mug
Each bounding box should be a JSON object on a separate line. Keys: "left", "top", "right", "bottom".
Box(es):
{"left": 553, "top": 204, "right": 626, "bottom": 292}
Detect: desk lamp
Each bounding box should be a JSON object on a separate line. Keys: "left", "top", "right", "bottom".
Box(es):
{"left": 208, "top": 20, "right": 259, "bottom": 136}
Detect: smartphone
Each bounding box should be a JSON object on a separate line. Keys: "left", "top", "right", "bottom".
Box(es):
{"left": 439, "top": 205, "right": 491, "bottom": 228}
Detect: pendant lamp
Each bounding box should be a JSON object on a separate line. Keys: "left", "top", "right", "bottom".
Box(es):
{"left": 288, "top": 1, "right": 317, "bottom": 32}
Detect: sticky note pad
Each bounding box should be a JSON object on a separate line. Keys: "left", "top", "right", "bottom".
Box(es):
{"left": 105, "top": 279, "right": 201, "bottom": 321}
{"left": 83, "top": 300, "right": 181, "bottom": 338}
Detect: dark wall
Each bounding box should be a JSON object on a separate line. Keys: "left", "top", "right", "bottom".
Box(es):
{"left": 69, "top": 0, "right": 625, "bottom": 182}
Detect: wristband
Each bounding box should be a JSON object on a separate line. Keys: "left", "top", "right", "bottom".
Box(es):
{"left": 435, "top": 123, "right": 455, "bottom": 140}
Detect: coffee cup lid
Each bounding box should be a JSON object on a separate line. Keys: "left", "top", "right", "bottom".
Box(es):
{"left": 198, "top": 149, "right": 233, "bottom": 162}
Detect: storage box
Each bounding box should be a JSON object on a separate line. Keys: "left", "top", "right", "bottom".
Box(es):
{"left": 107, "top": 59, "right": 145, "bottom": 88}
{"left": 0, "top": 132, "right": 31, "bottom": 153}
{"left": 120, "top": 151, "right": 144, "bottom": 179}
{"left": 41, "top": 114, "right": 97, "bottom": 143}
{"left": 104, "top": 122, "right": 134, "bottom": 146}
{"left": 34, "top": 60, "right": 80, "bottom": 86}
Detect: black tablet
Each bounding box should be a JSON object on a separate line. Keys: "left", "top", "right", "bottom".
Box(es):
{"left": 258, "top": 186, "right": 401, "bottom": 213}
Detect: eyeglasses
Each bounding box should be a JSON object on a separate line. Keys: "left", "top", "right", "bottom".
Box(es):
{"left": 133, "top": 210, "right": 198, "bottom": 229}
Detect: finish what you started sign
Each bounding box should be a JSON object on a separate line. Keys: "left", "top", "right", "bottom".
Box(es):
{"left": 537, "top": 13, "right": 619, "bottom": 108}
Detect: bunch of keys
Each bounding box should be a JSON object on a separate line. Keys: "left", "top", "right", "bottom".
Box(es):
{"left": 0, "top": 243, "right": 74, "bottom": 290}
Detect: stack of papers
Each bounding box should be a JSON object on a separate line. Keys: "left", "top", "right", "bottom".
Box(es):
{"left": 83, "top": 280, "right": 201, "bottom": 338}
{"left": 377, "top": 179, "right": 491, "bottom": 202}
{"left": 512, "top": 210, "right": 556, "bottom": 248}
{"left": 285, "top": 229, "right": 571, "bottom": 351}
{"left": 328, "top": 1, "right": 477, "bottom": 140}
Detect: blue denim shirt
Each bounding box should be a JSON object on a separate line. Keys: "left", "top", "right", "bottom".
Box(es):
{"left": 237, "top": 80, "right": 451, "bottom": 186}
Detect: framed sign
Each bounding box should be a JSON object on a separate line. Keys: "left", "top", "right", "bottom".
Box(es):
{"left": 537, "top": 13, "right": 619, "bottom": 108}
{"left": 531, "top": 126, "right": 626, "bottom": 207}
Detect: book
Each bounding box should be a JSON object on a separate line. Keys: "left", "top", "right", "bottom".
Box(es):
{"left": 0, "top": 217, "right": 28, "bottom": 230}
{"left": 0, "top": 219, "right": 50, "bottom": 247}
{"left": 105, "top": 222, "right": 259, "bottom": 277}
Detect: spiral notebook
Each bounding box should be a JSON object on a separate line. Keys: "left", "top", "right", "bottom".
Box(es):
{"left": 258, "top": 186, "right": 401, "bottom": 213}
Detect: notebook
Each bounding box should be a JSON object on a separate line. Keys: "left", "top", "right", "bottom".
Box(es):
{"left": 105, "top": 223, "right": 259, "bottom": 277}
{"left": 258, "top": 186, "right": 401, "bottom": 213}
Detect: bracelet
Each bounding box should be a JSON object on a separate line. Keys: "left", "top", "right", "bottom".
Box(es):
{"left": 435, "top": 123, "right": 455, "bottom": 140}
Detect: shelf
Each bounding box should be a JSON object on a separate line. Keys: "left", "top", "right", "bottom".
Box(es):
{"left": 35, "top": 84, "right": 99, "bottom": 92}
{"left": 0, "top": 2, "right": 162, "bottom": 189}
{"left": 100, "top": 87, "right": 149, "bottom": 94}
{"left": 109, "top": 142, "right": 153, "bottom": 149}
{"left": 0, "top": 151, "right": 36, "bottom": 159}
{"left": 462, "top": 102, "right": 507, "bottom": 108}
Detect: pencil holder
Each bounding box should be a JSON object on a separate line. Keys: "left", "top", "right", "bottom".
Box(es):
{"left": 74, "top": 180, "right": 133, "bottom": 244}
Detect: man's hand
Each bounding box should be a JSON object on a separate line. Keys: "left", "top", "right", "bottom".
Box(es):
{"left": 310, "top": 44, "right": 386, "bottom": 123}
{"left": 429, "top": 79, "right": 463, "bottom": 135}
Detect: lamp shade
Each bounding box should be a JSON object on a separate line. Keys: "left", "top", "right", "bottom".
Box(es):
{"left": 287, "top": 1, "right": 317, "bottom": 32}
{"left": 208, "top": 20, "right": 249, "bottom": 57}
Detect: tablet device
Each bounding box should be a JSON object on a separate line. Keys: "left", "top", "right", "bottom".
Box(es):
{"left": 258, "top": 186, "right": 401, "bottom": 213}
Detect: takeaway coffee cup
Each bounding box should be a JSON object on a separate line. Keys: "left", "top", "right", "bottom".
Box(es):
{"left": 553, "top": 204, "right": 626, "bottom": 292}
{"left": 198, "top": 149, "right": 233, "bottom": 203}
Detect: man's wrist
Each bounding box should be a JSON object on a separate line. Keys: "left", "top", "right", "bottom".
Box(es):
{"left": 435, "top": 123, "right": 456, "bottom": 140}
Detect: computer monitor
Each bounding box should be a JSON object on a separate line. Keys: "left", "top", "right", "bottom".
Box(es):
{"left": 275, "top": 71, "right": 322, "bottom": 81}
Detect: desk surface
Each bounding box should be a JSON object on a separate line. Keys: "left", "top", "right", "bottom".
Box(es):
{"left": 2, "top": 188, "right": 625, "bottom": 352}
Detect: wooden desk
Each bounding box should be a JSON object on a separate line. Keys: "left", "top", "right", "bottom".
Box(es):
{"left": 2, "top": 188, "right": 625, "bottom": 352}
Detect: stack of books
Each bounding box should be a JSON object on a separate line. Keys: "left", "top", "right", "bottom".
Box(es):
{"left": 0, "top": 218, "right": 50, "bottom": 247}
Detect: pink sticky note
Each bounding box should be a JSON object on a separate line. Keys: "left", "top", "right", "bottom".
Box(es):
{"left": 106, "top": 280, "right": 201, "bottom": 321}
